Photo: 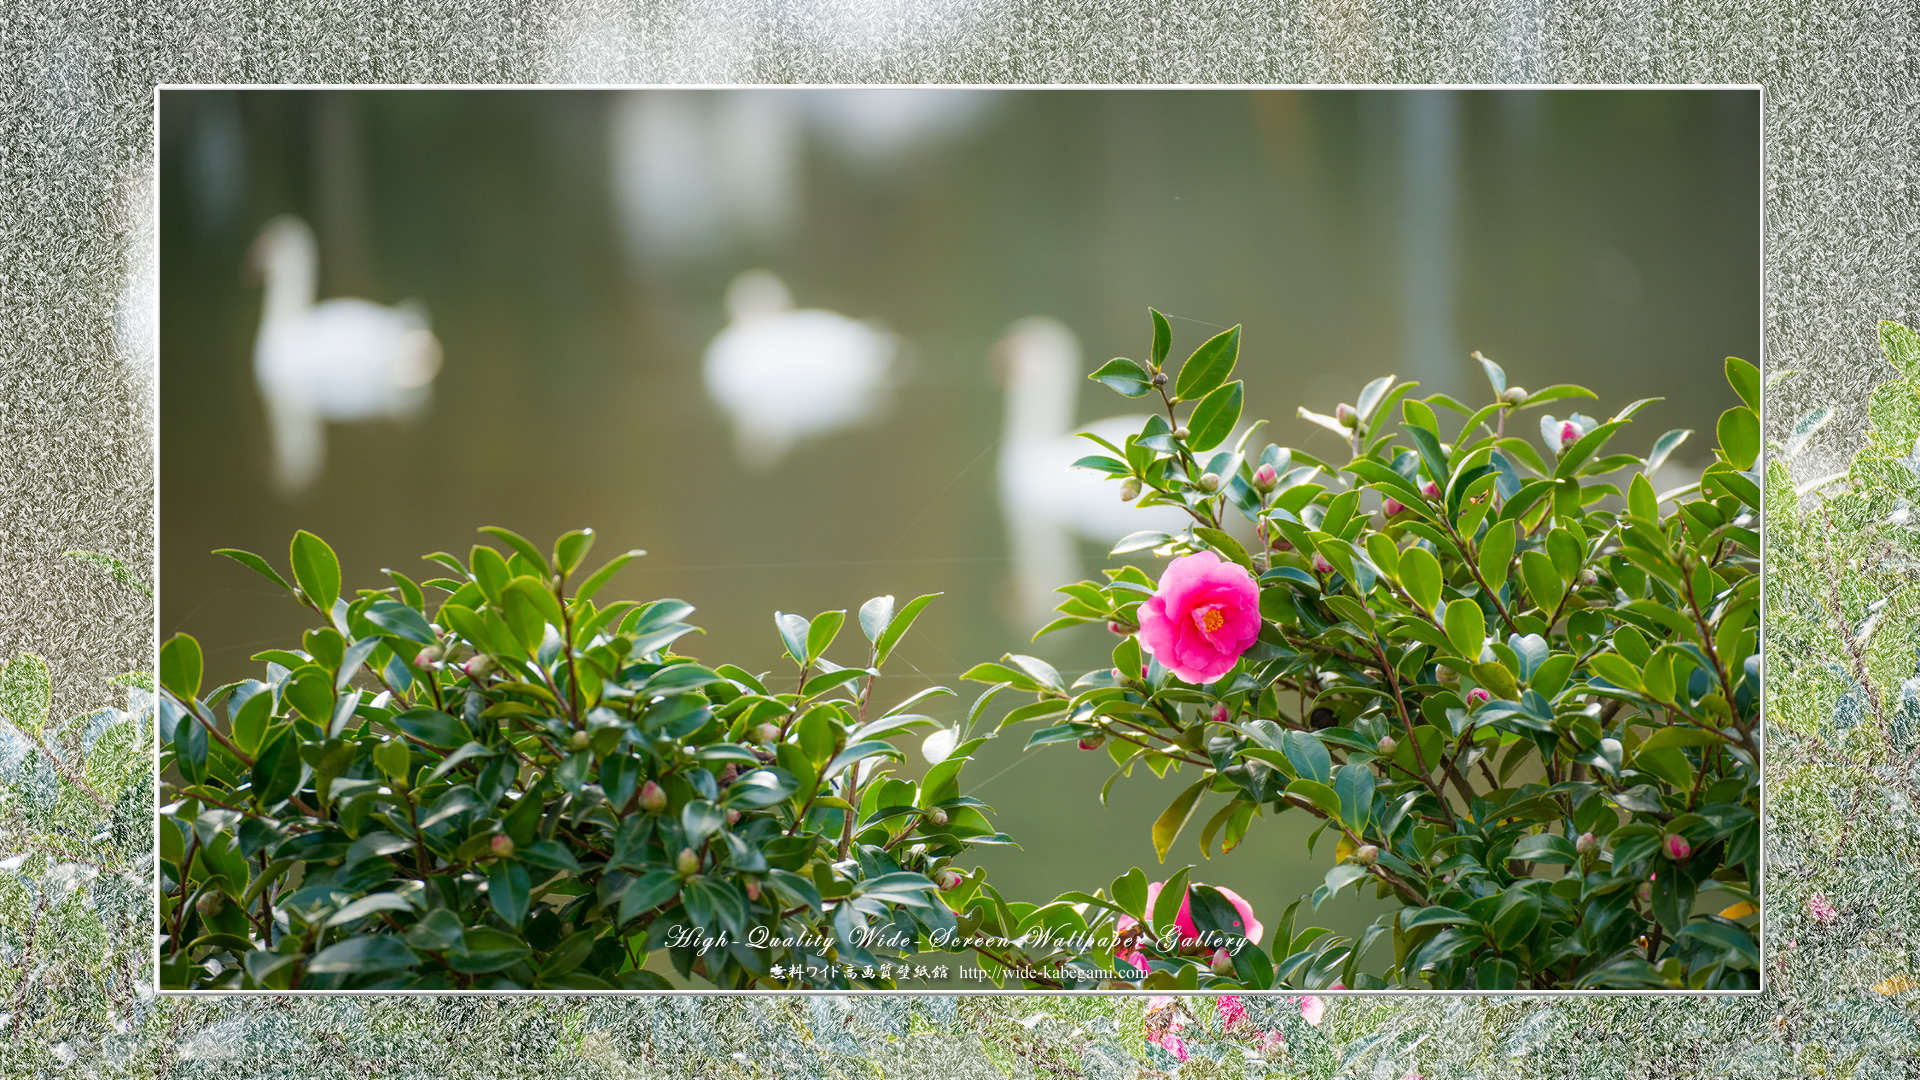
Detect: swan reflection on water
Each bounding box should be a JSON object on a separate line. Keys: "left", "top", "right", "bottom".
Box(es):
{"left": 247, "top": 215, "right": 443, "bottom": 497}
{"left": 993, "top": 317, "right": 1192, "bottom": 626}
{"left": 702, "top": 270, "right": 897, "bottom": 471}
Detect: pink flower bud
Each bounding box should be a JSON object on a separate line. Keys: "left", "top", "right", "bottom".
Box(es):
{"left": 1108, "top": 619, "right": 1135, "bottom": 636}
{"left": 638, "top": 780, "right": 667, "bottom": 813}
{"left": 489, "top": 834, "right": 515, "bottom": 859}
{"left": 1111, "top": 667, "right": 1126, "bottom": 681}
{"left": 1173, "top": 426, "right": 1191, "bottom": 441}
{"left": 1637, "top": 882, "right": 1653, "bottom": 904}
{"left": 1312, "top": 553, "right": 1334, "bottom": 574}
{"left": 1575, "top": 832, "right": 1599, "bottom": 855}
{"left": 1210, "top": 948, "right": 1237, "bottom": 976}
{"left": 1467, "top": 688, "right": 1492, "bottom": 707}
{"left": 745, "top": 879, "right": 762, "bottom": 902}
{"left": 1664, "top": 833, "right": 1692, "bottom": 861}
{"left": 1078, "top": 734, "right": 1107, "bottom": 750}
{"left": 1384, "top": 497, "right": 1406, "bottom": 516}
{"left": 754, "top": 722, "right": 782, "bottom": 745}
{"left": 414, "top": 645, "right": 444, "bottom": 668}
{"left": 725, "top": 808, "right": 741, "bottom": 825}
{"left": 1210, "top": 703, "right": 1230, "bottom": 725}
{"left": 1808, "top": 895, "right": 1838, "bottom": 924}
{"left": 1503, "top": 386, "right": 1528, "bottom": 404}
{"left": 1353, "top": 844, "right": 1379, "bottom": 866}
{"left": 1269, "top": 535, "right": 1294, "bottom": 552}
{"left": 461, "top": 654, "right": 495, "bottom": 680}
{"left": 1253, "top": 463, "right": 1279, "bottom": 491}
{"left": 1335, "top": 403, "right": 1358, "bottom": 428}
{"left": 1199, "top": 472, "right": 1222, "bottom": 492}
{"left": 934, "top": 868, "right": 964, "bottom": 892}
{"left": 1557, "top": 420, "right": 1584, "bottom": 450}
{"left": 1420, "top": 481, "right": 1441, "bottom": 500}
{"left": 676, "top": 848, "right": 701, "bottom": 876}
{"left": 1120, "top": 477, "right": 1143, "bottom": 502}
{"left": 1377, "top": 735, "right": 1398, "bottom": 755}
{"left": 1578, "top": 568, "right": 1598, "bottom": 587}
{"left": 196, "top": 891, "right": 225, "bottom": 917}
{"left": 923, "top": 805, "right": 949, "bottom": 827}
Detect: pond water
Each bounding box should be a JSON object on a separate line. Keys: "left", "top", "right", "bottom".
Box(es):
{"left": 159, "top": 88, "right": 1759, "bottom": 986}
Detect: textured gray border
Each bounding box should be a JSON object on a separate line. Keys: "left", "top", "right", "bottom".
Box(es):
{"left": 3, "top": 2, "right": 1917, "bottom": 1076}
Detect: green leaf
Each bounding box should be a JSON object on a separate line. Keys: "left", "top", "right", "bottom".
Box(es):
{"left": 1400, "top": 546, "right": 1442, "bottom": 614}
{"left": 290, "top": 530, "right": 342, "bottom": 611}
{"left": 488, "top": 860, "right": 531, "bottom": 926}
{"left": 1645, "top": 429, "right": 1691, "bottom": 475}
{"left": 390, "top": 708, "right": 470, "bottom": 748}
{"left": 1519, "top": 550, "right": 1565, "bottom": 614}
{"left": 1152, "top": 778, "right": 1209, "bottom": 863}
{"left": 618, "top": 871, "right": 680, "bottom": 924}
{"left": 1443, "top": 598, "right": 1486, "bottom": 659}
{"left": 553, "top": 528, "right": 596, "bottom": 576}
{"left": 365, "top": 601, "right": 435, "bottom": 645}
{"left": 158, "top": 634, "right": 202, "bottom": 704}
{"left": 1334, "top": 763, "right": 1375, "bottom": 831}
{"left": 1588, "top": 654, "right": 1643, "bottom": 691}
{"left": 63, "top": 549, "right": 153, "bottom": 596}
{"left": 1520, "top": 385, "right": 1599, "bottom": 407}
{"left": 1478, "top": 520, "right": 1516, "bottom": 595}
{"left": 1151, "top": 866, "right": 1193, "bottom": 935}
{"left": 1475, "top": 353, "right": 1507, "bottom": 397}
{"left": 1, "top": 653, "right": 52, "bottom": 736}
{"left": 1174, "top": 325, "right": 1240, "bottom": 401}
{"left": 874, "top": 594, "right": 939, "bottom": 667}
{"left": 305, "top": 934, "right": 420, "bottom": 975}
{"left": 478, "top": 526, "right": 551, "bottom": 577}
{"left": 574, "top": 549, "right": 645, "bottom": 604}
{"left": 1150, "top": 309, "right": 1173, "bottom": 368}
{"left": 324, "top": 892, "right": 418, "bottom": 928}
{"left": 214, "top": 548, "right": 294, "bottom": 595}
{"left": 1724, "top": 357, "right": 1759, "bottom": 410}
{"left": 1286, "top": 779, "right": 1341, "bottom": 819}
{"left": 806, "top": 610, "right": 846, "bottom": 663}
{"left": 251, "top": 727, "right": 304, "bottom": 807}
{"left": 1186, "top": 380, "right": 1244, "bottom": 452}
{"left": 447, "top": 928, "right": 530, "bottom": 973}
{"left": 1717, "top": 407, "right": 1758, "bottom": 471}
{"left": 1283, "top": 730, "right": 1333, "bottom": 785}
{"left": 1112, "top": 867, "right": 1149, "bottom": 922}
{"left": 858, "top": 595, "right": 895, "bottom": 644}
{"left": 173, "top": 705, "right": 208, "bottom": 784}
{"left": 1090, "top": 357, "right": 1153, "bottom": 397}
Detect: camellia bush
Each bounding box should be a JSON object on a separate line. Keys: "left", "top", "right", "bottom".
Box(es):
{"left": 158, "top": 528, "right": 1030, "bottom": 990}
{"left": 964, "top": 310, "right": 1760, "bottom": 990}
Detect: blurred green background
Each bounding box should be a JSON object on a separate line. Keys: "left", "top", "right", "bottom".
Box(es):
{"left": 159, "top": 88, "right": 1758, "bottom": 986}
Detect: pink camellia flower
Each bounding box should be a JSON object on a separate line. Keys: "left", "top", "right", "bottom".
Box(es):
{"left": 1809, "top": 895, "right": 1838, "bottom": 924}
{"left": 1294, "top": 994, "right": 1326, "bottom": 1025}
{"left": 1113, "top": 880, "right": 1265, "bottom": 973}
{"left": 1136, "top": 551, "right": 1261, "bottom": 684}
{"left": 1217, "top": 996, "right": 1248, "bottom": 1029}
{"left": 1159, "top": 1033, "right": 1189, "bottom": 1062}
{"left": 1557, "top": 420, "right": 1584, "bottom": 450}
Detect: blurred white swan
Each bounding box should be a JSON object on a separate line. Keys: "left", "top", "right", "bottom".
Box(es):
{"left": 994, "top": 317, "right": 1192, "bottom": 624}
{"left": 247, "top": 215, "right": 443, "bottom": 497}
{"left": 702, "top": 270, "right": 896, "bottom": 469}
